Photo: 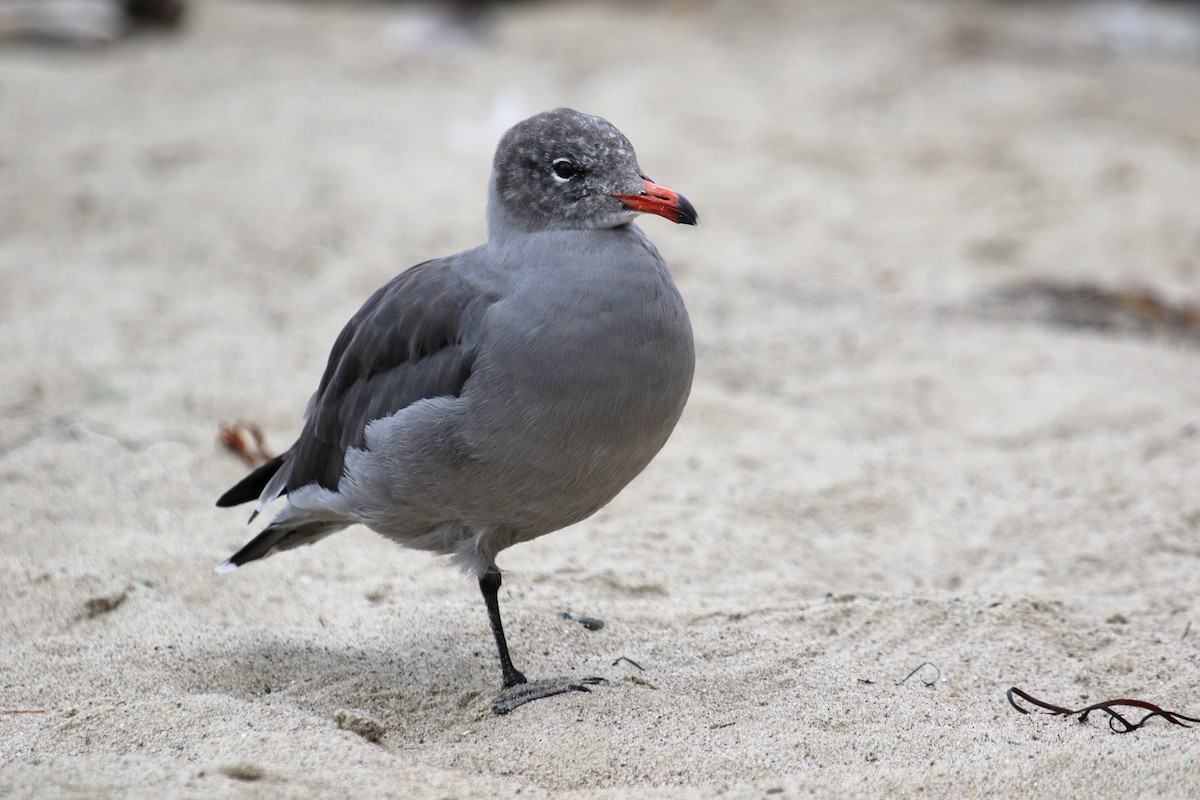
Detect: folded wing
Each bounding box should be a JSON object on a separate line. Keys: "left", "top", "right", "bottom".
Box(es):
{"left": 217, "top": 257, "right": 495, "bottom": 510}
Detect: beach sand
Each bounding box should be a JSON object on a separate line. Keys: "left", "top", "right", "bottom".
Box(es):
{"left": 3, "top": 1, "right": 1200, "bottom": 796}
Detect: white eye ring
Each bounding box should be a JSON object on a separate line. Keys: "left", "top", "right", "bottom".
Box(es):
{"left": 551, "top": 158, "right": 579, "bottom": 182}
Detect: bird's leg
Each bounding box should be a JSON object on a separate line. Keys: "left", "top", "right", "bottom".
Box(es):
{"left": 479, "top": 566, "right": 527, "bottom": 688}
{"left": 479, "top": 565, "right": 604, "bottom": 715}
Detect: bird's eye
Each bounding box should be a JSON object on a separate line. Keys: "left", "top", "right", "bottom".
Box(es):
{"left": 551, "top": 158, "right": 579, "bottom": 181}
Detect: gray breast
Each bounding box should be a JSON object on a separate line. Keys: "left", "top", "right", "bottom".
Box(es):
{"left": 455, "top": 228, "right": 694, "bottom": 532}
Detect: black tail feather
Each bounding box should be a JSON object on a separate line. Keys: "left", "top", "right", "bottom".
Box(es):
{"left": 216, "top": 453, "right": 287, "bottom": 508}
{"left": 223, "top": 520, "right": 347, "bottom": 567}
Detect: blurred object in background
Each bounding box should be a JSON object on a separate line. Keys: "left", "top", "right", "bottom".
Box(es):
{"left": 0, "top": 0, "right": 184, "bottom": 45}
{"left": 126, "top": 0, "right": 184, "bottom": 26}
{"left": 385, "top": 0, "right": 501, "bottom": 56}
{"left": 974, "top": 0, "right": 1200, "bottom": 61}
{"left": 1082, "top": 0, "right": 1200, "bottom": 57}
{"left": 981, "top": 281, "right": 1200, "bottom": 346}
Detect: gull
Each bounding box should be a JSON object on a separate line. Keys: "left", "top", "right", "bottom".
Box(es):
{"left": 216, "top": 108, "right": 697, "bottom": 713}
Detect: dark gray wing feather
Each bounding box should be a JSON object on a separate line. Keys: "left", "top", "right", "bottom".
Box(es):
{"left": 216, "top": 453, "right": 286, "bottom": 507}
{"left": 285, "top": 257, "right": 493, "bottom": 494}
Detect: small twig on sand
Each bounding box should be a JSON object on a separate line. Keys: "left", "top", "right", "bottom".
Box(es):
{"left": 1007, "top": 687, "right": 1200, "bottom": 733}
{"left": 896, "top": 662, "right": 940, "bottom": 686}
{"left": 611, "top": 656, "right": 645, "bottom": 671}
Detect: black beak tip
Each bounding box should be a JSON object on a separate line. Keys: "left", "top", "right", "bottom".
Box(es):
{"left": 677, "top": 193, "right": 699, "bottom": 226}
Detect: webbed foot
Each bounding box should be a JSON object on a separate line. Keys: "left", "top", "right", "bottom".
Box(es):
{"left": 492, "top": 676, "right": 604, "bottom": 715}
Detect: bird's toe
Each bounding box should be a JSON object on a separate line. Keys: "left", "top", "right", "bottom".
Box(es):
{"left": 491, "top": 676, "right": 606, "bottom": 715}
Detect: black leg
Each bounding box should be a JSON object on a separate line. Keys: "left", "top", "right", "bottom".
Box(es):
{"left": 479, "top": 566, "right": 527, "bottom": 688}
{"left": 479, "top": 565, "right": 604, "bottom": 715}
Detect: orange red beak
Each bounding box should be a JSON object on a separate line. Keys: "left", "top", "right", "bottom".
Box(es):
{"left": 612, "top": 180, "right": 698, "bottom": 226}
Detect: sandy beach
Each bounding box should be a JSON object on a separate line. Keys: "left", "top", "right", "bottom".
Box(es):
{"left": 3, "top": 0, "right": 1200, "bottom": 796}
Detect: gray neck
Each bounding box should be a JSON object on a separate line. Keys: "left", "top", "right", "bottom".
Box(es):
{"left": 485, "top": 177, "right": 639, "bottom": 244}
{"left": 485, "top": 181, "right": 528, "bottom": 244}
